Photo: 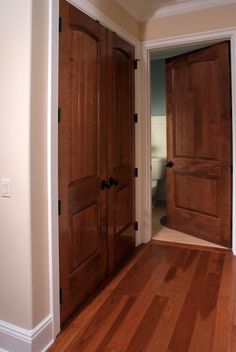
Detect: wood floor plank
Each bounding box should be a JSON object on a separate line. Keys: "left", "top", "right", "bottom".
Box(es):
{"left": 103, "top": 244, "right": 147, "bottom": 291}
{"left": 80, "top": 295, "right": 135, "bottom": 352}
{"left": 125, "top": 295, "right": 169, "bottom": 352}
{"left": 157, "top": 248, "right": 199, "bottom": 298}
{"left": 95, "top": 296, "right": 135, "bottom": 352}
{"left": 63, "top": 291, "right": 125, "bottom": 352}
{"left": 213, "top": 253, "right": 236, "bottom": 352}
{"left": 48, "top": 288, "right": 114, "bottom": 352}
{"left": 61, "top": 244, "right": 163, "bottom": 352}
{"left": 188, "top": 252, "right": 225, "bottom": 351}
{"left": 167, "top": 251, "right": 210, "bottom": 352}
{"left": 114, "top": 244, "right": 167, "bottom": 297}
{"left": 48, "top": 327, "right": 79, "bottom": 352}
{"left": 105, "top": 246, "right": 181, "bottom": 351}
{"left": 147, "top": 249, "right": 200, "bottom": 351}
{"left": 49, "top": 243, "right": 236, "bottom": 352}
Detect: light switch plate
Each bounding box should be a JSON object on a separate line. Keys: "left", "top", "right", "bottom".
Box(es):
{"left": 1, "top": 179, "right": 11, "bottom": 198}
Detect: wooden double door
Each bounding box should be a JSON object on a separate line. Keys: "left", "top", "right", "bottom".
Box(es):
{"left": 59, "top": 0, "right": 135, "bottom": 323}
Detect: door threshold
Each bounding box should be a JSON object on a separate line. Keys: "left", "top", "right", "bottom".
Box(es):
{"left": 152, "top": 227, "right": 229, "bottom": 252}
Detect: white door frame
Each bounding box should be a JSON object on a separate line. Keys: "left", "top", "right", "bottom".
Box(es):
{"left": 48, "top": 0, "right": 141, "bottom": 338}
{"left": 140, "top": 28, "right": 236, "bottom": 255}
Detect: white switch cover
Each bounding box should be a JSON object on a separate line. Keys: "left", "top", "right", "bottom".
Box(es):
{"left": 1, "top": 179, "right": 11, "bottom": 198}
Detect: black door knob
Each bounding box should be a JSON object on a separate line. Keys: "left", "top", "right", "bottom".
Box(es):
{"left": 101, "top": 179, "right": 111, "bottom": 190}
{"left": 101, "top": 177, "right": 119, "bottom": 190}
{"left": 109, "top": 177, "right": 119, "bottom": 186}
{"left": 166, "top": 160, "right": 174, "bottom": 168}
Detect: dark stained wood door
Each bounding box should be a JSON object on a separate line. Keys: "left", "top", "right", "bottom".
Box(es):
{"left": 59, "top": 0, "right": 135, "bottom": 323}
{"left": 107, "top": 32, "right": 135, "bottom": 271}
{"left": 59, "top": 0, "right": 108, "bottom": 323}
{"left": 166, "top": 42, "right": 231, "bottom": 247}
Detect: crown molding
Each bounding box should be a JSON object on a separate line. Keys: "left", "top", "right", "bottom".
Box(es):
{"left": 117, "top": 0, "right": 236, "bottom": 22}
{"left": 151, "top": 0, "right": 236, "bottom": 20}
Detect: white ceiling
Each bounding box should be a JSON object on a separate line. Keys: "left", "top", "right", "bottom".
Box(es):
{"left": 115, "top": 0, "right": 236, "bottom": 21}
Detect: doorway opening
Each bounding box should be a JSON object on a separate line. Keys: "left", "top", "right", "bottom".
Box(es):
{"left": 150, "top": 41, "right": 232, "bottom": 249}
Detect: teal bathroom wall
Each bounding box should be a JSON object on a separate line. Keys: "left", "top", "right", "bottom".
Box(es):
{"left": 151, "top": 59, "right": 166, "bottom": 116}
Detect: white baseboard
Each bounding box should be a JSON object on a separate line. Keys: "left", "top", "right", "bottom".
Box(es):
{"left": 0, "top": 315, "right": 53, "bottom": 352}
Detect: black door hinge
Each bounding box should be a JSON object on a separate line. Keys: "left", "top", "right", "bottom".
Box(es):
{"left": 59, "top": 288, "right": 62, "bottom": 304}
{"left": 134, "top": 113, "right": 138, "bottom": 123}
{"left": 59, "top": 17, "right": 62, "bottom": 33}
{"left": 133, "top": 59, "right": 140, "bottom": 70}
{"left": 134, "top": 168, "right": 138, "bottom": 177}
{"left": 231, "top": 165, "right": 233, "bottom": 174}
{"left": 58, "top": 200, "right": 61, "bottom": 215}
{"left": 58, "top": 107, "right": 61, "bottom": 123}
{"left": 134, "top": 221, "right": 138, "bottom": 231}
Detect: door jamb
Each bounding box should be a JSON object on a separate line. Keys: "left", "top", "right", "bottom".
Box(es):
{"left": 140, "top": 28, "right": 236, "bottom": 254}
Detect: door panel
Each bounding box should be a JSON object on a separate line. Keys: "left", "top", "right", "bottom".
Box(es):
{"left": 175, "top": 174, "right": 218, "bottom": 216}
{"left": 166, "top": 42, "right": 231, "bottom": 247}
{"left": 115, "top": 186, "right": 132, "bottom": 233}
{"left": 71, "top": 30, "right": 99, "bottom": 180}
{"left": 71, "top": 204, "right": 99, "bottom": 269}
{"left": 59, "top": 0, "right": 107, "bottom": 323}
{"left": 107, "top": 33, "right": 135, "bottom": 271}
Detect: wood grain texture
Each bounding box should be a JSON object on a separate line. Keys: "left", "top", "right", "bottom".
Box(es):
{"left": 166, "top": 41, "right": 232, "bottom": 248}
{"left": 59, "top": 0, "right": 108, "bottom": 323}
{"left": 49, "top": 242, "right": 236, "bottom": 352}
{"left": 59, "top": 0, "right": 135, "bottom": 324}
{"left": 106, "top": 31, "right": 135, "bottom": 273}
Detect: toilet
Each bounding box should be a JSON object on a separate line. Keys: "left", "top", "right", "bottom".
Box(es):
{"left": 152, "top": 157, "right": 166, "bottom": 203}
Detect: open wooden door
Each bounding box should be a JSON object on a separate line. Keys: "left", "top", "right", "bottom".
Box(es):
{"left": 166, "top": 42, "right": 231, "bottom": 247}
{"left": 59, "top": 1, "right": 108, "bottom": 323}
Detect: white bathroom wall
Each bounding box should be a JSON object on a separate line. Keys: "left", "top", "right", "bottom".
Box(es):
{"left": 151, "top": 116, "right": 166, "bottom": 158}
{"left": 151, "top": 116, "right": 166, "bottom": 201}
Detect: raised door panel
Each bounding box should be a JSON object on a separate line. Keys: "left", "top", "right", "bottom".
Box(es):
{"left": 71, "top": 204, "right": 99, "bottom": 270}
{"left": 71, "top": 30, "right": 99, "bottom": 180}
{"left": 175, "top": 174, "right": 219, "bottom": 217}
{"left": 166, "top": 42, "right": 231, "bottom": 247}
{"left": 174, "top": 65, "right": 195, "bottom": 158}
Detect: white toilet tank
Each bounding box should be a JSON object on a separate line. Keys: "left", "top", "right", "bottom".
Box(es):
{"left": 152, "top": 157, "right": 165, "bottom": 180}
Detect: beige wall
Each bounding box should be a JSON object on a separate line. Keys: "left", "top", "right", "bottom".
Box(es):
{"left": 141, "top": 3, "right": 236, "bottom": 41}
{"left": 30, "top": 0, "right": 50, "bottom": 326}
{"left": 0, "top": 0, "right": 33, "bottom": 329}
{"left": 87, "top": 0, "right": 140, "bottom": 39}
{"left": 0, "top": 0, "right": 49, "bottom": 330}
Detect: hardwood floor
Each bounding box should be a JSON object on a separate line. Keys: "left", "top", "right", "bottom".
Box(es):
{"left": 49, "top": 242, "right": 236, "bottom": 352}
